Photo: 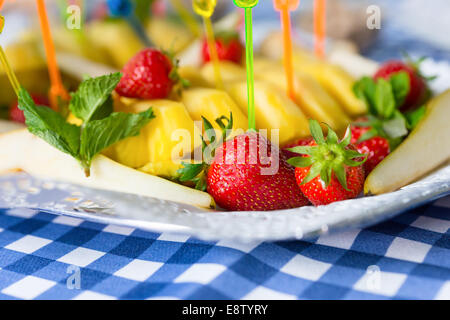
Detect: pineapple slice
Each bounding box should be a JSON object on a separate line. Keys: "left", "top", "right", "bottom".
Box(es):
{"left": 181, "top": 88, "right": 248, "bottom": 135}
{"left": 53, "top": 28, "right": 111, "bottom": 65}
{"left": 254, "top": 59, "right": 350, "bottom": 132}
{"left": 104, "top": 96, "right": 201, "bottom": 177}
{"left": 179, "top": 66, "right": 211, "bottom": 88}
{"left": 297, "top": 61, "right": 367, "bottom": 117}
{"left": 86, "top": 20, "right": 143, "bottom": 68}
{"left": 146, "top": 18, "right": 194, "bottom": 54}
{"left": 226, "top": 80, "right": 310, "bottom": 145}
{"left": 259, "top": 33, "right": 367, "bottom": 117}
{"left": 201, "top": 61, "right": 247, "bottom": 86}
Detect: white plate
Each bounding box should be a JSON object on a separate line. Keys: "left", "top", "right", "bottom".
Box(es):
{"left": 1, "top": 45, "right": 449, "bottom": 242}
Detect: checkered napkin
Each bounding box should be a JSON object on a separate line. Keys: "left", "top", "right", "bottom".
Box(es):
{"left": 0, "top": 195, "right": 448, "bottom": 300}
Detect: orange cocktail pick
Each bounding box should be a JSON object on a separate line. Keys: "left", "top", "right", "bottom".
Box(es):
{"left": 0, "top": 0, "right": 5, "bottom": 10}
{"left": 314, "top": 0, "right": 326, "bottom": 58}
{"left": 273, "top": 0, "right": 300, "bottom": 100}
{"left": 36, "top": 0, "right": 70, "bottom": 110}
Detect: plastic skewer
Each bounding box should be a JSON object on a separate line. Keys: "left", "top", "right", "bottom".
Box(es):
{"left": 193, "top": 0, "right": 223, "bottom": 90}
{"left": 274, "top": 0, "right": 300, "bottom": 100}
{"left": 36, "top": 0, "right": 70, "bottom": 110}
{"left": 314, "top": 0, "right": 326, "bottom": 58}
{"left": 0, "top": 16, "right": 20, "bottom": 96}
{"left": 233, "top": 0, "right": 258, "bottom": 131}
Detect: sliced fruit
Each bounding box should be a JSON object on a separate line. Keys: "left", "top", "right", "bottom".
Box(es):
{"left": 254, "top": 59, "right": 350, "bottom": 132}
{"left": 86, "top": 20, "right": 144, "bottom": 68}
{"left": 226, "top": 80, "right": 310, "bottom": 145}
{"left": 146, "top": 17, "right": 194, "bottom": 54}
{"left": 0, "top": 129, "right": 214, "bottom": 208}
{"left": 0, "top": 120, "right": 24, "bottom": 134}
{"left": 328, "top": 47, "right": 379, "bottom": 78}
{"left": 52, "top": 27, "right": 111, "bottom": 65}
{"left": 181, "top": 88, "right": 248, "bottom": 136}
{"left": 297, "top": 62, "right": 367, "bottom": 117}
{"left": 105, "top": 96, "right": 202, "bottom": 173}
{"left": 178, "top": 66, "right": 211, "bottom": 88}
{"left": 259, "top": 33, "right": 368, "bottom": 117}
{"left": 201, "top": 61, "right": 247, "bottom": 85}
{"left": 365, "top": 90, "right": 450, "bottom": 195}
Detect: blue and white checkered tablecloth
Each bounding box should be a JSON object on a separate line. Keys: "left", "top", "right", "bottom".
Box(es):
{"left": 0, "top": 0, "right": 449, "bottom": 301}
{"left": 0, "top": 196, "right": 449, "bottom": 300}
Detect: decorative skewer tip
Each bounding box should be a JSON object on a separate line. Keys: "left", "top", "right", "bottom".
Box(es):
{"left": 234, "top": 0, "right": 259, "bottom": 9}
{"left": 273, "top": 0, "right": 299, "bottom": 11}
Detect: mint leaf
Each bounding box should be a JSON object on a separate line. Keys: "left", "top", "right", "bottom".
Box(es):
{"left": 178, "top": 163, "right": 206, "bottom": 182}
{"left": 382, "top": 111, "right": 408, "bottom": 139}
{"left": 390, "top": 71, "right": 410, "bottom": 106}
{"left": 405, "top": 105, "right": 426, "bottom": 129}
{"left": 374, "top": 78, "right": 396, "bottom": 119}
{"left": 79, "top": 109, "right": 154, "bottom": 170}
{"left": 69, "top": 72, "right": 121, "bottom": 123}
{"left": 353, "top": 77, "right": 377, "bottom": 115}
{"left": 18, "top": 88, "right": 81, "bottom": 157}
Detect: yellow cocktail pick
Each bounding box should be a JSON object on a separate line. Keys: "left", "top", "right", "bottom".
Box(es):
{"left": 192, "top": 0, "right": 223, "bottom": 90}
{"left": 36, "top": 0, "right": 70, "bottom": 110}
{"left": 0, "top": 15, "right": 21, "bottom": 96}
{"left": 273, "top": 0, "right": 300, "bottom": 100}
{"left": 233, "top": 0, "right": 258, "bottom": 131}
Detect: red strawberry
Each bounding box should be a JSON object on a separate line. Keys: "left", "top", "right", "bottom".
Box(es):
{"left": 374, "top": 60, "right": 429, "bottom": 111}
{"left": 9, "top": 94, "right": 49, "bottom": 123}
{"left": 116, "top": 48, "right": 175, "bottom": 100}
{"left": 287, "top": 120, "right": 367, "bottom": 206}
{"left": 283, "top": 137, "right": 314, "bottom": 159}
{"left": 207, "top": 131, "right": 309, "bottom": 211}
{"left": 351, "top": 124, "right": 390, "bottom": 175}
{"left": 202, "top": 31, "right": 244, "bottom": 64}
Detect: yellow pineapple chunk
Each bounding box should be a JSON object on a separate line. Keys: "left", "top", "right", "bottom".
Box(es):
{"left": 105, "top": 97, "right": 201, "bottom": 177}
{"left": 146, "top": 18, "right": 194, "bottom": 54}
{"left": 86, "top": 20, "right": 143, "bottom": 68}
{"left": 254, "top": 59, "right": 350, "bottom": 132}
{"left": 178, "top": 66, "right": 211, "bottom": 88}
{"left": 181, "top": 88, "right": 248, "bottom": 135}
{"left": 296, "top": 61, "right": 367, "bottom": 117}
{"left": 226, "top": 80, "right": 310, "bottom": 145}
{"left": 201, "top": 61, "right": 247, "bottom": 86}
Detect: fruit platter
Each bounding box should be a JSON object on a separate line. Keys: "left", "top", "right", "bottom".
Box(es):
{"left": 0, "top": 1, "right": 449, "bottom": 241}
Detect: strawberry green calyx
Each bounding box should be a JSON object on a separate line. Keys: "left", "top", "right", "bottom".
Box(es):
{"left": 178, "top": 112, "right": 234, "bottom": 191}
{"left": 164, "top": 50, "right": 190, "bottom": 94}
{"left": 287, "top": 120, "right": 367, "bottom": 191}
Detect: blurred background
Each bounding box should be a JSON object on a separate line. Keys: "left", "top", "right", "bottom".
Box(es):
{"left": 1, "top": 0, "right": 449, "bottom": 60}
{"left": 0, "top": 0, "right": 449, "bottom": 112}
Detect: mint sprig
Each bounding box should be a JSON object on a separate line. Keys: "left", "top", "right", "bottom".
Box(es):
{"left": 18, "top": 73, "right": 155, "bottom": 176}
{"left": 177, "top": 113, "right": 233, "bottom": 191}
{"left": 353, "top": 72, "right": 413, "bottom": 149}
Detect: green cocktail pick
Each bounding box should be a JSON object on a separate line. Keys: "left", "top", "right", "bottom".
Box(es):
{"left": 233, "top": 0, "right": 258, "bottom": 131}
